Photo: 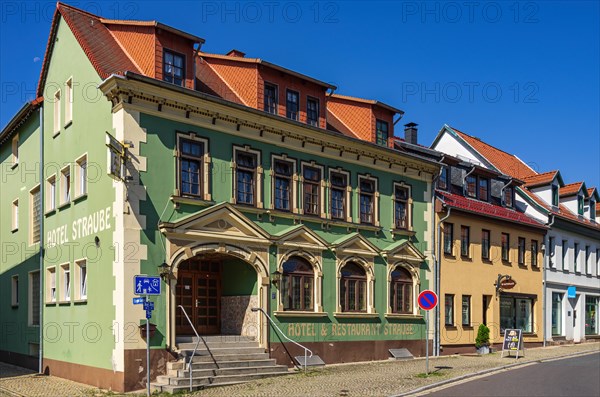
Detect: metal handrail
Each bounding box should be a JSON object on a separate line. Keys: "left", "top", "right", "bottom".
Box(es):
{"left": 177, "top": 305, "right": 219, "bottom": 391}
{"left": 251, "top": 307, "right": 313, "bottom": 372}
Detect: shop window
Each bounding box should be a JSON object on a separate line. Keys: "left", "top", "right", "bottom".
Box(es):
{"left": 500, "top": 296, "right": 533, "bottom": 333}
{"left": 551, "top": 292, "right": 563, "bottom": 336}
{"left": 585, "top": 296, "right": 599, "bottom": 335}
{"left": 445, "top": 294, "right": 454, "bottom": 326}
{"left": 390, "top": 267, "right": 413, "bottom": 314}
{"left": 281, "top": 256, "right": 314, "bottom": 311}
{"left": 340, "top": 262, "right": 367, "bottom": 312}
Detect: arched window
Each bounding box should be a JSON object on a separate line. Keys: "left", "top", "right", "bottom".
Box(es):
{"left": 281, "top": 256, "right": 314, "bottom": 311}
{"left": 390, "top": 267, "right": 413, "bottom": 314}
{"left": 340, "top": 262, "right": 367, "bottom": 312}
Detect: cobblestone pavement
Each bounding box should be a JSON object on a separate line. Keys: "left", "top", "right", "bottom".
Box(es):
{"left": 0, "top": 343, "right": 598, "bottom": 397}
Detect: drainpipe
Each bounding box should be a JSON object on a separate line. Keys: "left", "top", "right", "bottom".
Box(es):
{"left": 430, "top": 167, "right": 441, "bottom": 356}
{"left": 38, "top": 106, "right": 44, "bottom": 374}
{"left": 436, "top": 201, "right": 451, "bottom": 356}
{"left": 462, "top": 166, "right": 476, "bottom": 196}
{"left": 542, "top": 214, "right": 555, "bottom": 347}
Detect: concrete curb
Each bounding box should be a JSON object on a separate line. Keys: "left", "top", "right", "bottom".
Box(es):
{"left": 390, "top": 349, "right": 599, "bottom": 397}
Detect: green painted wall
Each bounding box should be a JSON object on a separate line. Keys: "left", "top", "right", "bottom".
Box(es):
{"left": 0, "top": 114, "right": 42, "bottom": 358}
{"left": 138, "top": 112, "right": 430, "bottom": 344}
{"left": 38, "top": 16, "right": 117, "bottom": 370}
{"left": 222, "top": 259, "right": 258, "bottom": 296}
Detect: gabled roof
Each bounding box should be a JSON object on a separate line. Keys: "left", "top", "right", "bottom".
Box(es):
{"left": 437, "top": 191, "right": 546, "bottom": 229}
{"left": 37, "top": 3, "right": 203, "bottom": 97}
{"left": 587, "top": 187, "right": 600, "bottom": 201}
{"left": 0, "top": 97, "right": 44, "bottom": 144}
{"left": 329, "top": 94, "right": 404, "bottom": 115}
{"left": 446, "top": 126, "right": 536, "bottom": 180}
{"left": 560, "top": 182, "right": 587, "bottom": 197}
{"left": 199, "top": 51, "right": 336, "bottom": 90}
{"left": 523, "top": 170, "right": 563, "bottom": 188}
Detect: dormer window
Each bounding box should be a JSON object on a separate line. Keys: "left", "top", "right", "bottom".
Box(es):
{"left": 465, "top": 175, "right": 476, "bottom": 198}
{"left": 164, "top": 49, "right": 184, "bottom": 86}
{"left": 306, "top": 97, "right": 319, "bottom": 127}
{"left": 551, "top": 185, "right": 559, "bottom": 206}
{"left": 375, "top": 119, "right": 389, "bottom": 147}
{"left": 504, "top": 186, "right": 514, "bottom": 208}
{"left": 286, "top": 90, "right": 299, "bottom": 121}
{"left": 591, "top": 200, "right": 596, "bottom": 222}
{"left": 438, "top": 166, "right": 448, "bottom": 190}
{"left": 478, "top": 178, "right": 489, "bottom": 202}
{"left": 578, "top": 195, "right": 584, "bottom": 215}
{"left": 264, "top": 83, "right": 278, "bottom": 114}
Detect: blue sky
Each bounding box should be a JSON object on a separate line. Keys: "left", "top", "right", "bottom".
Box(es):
{"left": 1, "top": 1, "right": 598, "bottom": 187}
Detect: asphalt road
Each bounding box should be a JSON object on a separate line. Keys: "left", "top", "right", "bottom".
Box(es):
{"left": 426, "top": 352, "right": 600, "bottom": 397}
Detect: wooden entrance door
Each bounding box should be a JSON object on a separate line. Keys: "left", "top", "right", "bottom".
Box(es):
{"left": 176, "top": 259, "right": 221, "bottom": 335}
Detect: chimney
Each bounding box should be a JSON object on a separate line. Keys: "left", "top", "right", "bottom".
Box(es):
{"left": 404, "top": 122, "right": 418, "bottom": 145}
{"left": 227, "top": 49, "right": 246, "bottom": 58}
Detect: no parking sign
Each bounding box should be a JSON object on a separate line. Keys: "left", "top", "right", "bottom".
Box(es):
{"left": 418, "top": 289, "right": 438, "bottom": 311}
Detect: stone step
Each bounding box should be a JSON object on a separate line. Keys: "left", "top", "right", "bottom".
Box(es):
{"left": 189, "top": 352, "right": 270, "bottom": 363}
{"left": 177, "top": 340, "right": 259, "bottom": 350}
{"left": 209, "top": 371, "right": 290, "bottom": 385}
{"left": 168, "top": 358, "right": 278, "bottom": 371}
{"left": 176, "top": 335, "right": 256, "bottom": 344}
{"left": 179, "top": 346, "right": 266, "bottom": 357}
{"left": 178, "top": 364, "right": 289, "bottom": 378}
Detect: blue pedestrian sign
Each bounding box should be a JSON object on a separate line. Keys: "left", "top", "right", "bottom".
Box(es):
{"left": 418, "top": 290, "right": 438, "bottom": 311}
{"left": 133, "top": 297, "right": 146, "bottom": 305}
{"left": 134, "top": 275, "right": 161, "bottom": 295}
{"left": 567, "top": 286, "right": 576, "bottom": 298}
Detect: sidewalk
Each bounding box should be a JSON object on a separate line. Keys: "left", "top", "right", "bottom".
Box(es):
{"left": 0, "top": 342, "right": 598, "bottom": 397}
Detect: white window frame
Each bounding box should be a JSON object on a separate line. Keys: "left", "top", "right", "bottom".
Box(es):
{"left": 60, "top": 164, "right": 71, "bottom": 205}
{"left": 75, "top": 154, "right": 88, "bottom": 198}
{"left": 29, "top": 184, "right": 41, "bottom": 245}
{"left": 300, "top": 161, "right": 325, "bottom": 217}
{"left": 46, "top": 267, "right": 57, "bottom": 304}
{"left": 328, "top": 168, "right": 351, "bottom": 222}
{"left": 75, "top": 259, "right": 87, "bottom": 301}
{"left": 393, "top": 182, "right": 412, "bottom": 230}
{"left": 232, "top": 145, "right": 263, "bottom": 208}
{"left": 11, "top": 275, "right": 19, "bottom": 307}
{"left": 11, "top": 199, "right": 18, "bottom": 231}
{"left": 11, "top": 134, "right": 19, "bottom": 167}
{"left": 271, "top": 154, "right": 298, "bottom": 213}
{"left": 175, "top": 133, "right": 211, "bottom": 200}
{"left": 60, "top": 263, "right": 70, "bottom": 303}
{"left": 65, "top": 77, "right": 73, "bottom": 125}
{"left": 357, "top": 174, "right": 379, "bottom": 226}
{"left": 28, "top": 271, "right": 40, "bottom": 326}
{"left": 46, "top": 174, "right": 56, "bottom": 212}
{"left": 53, "top": 89, "right": 61, "bottom": 135}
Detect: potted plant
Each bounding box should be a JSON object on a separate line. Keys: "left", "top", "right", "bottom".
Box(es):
{"left": 475, "top": 324, "right": 491, "bottom": 354}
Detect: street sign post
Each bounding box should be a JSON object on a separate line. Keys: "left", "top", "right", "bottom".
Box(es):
{"left": 134, "top": 275, "right": 161, "bottom": 295}
{"left": 418, "top": 290, "right": 438, "bottom": 375}
{"left": 133, "top": 276, "right": 159, "bottom": 396}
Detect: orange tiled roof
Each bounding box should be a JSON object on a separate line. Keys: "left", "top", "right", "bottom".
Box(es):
{"left": 522, "top": 171, "right": 558, "bottom": 187}
{"left": 450, "top": 127, "right": 537, "bottom": 180}
{"left": 329, "top": 94, "right": 403, "bottom": 115}
{"left": 560, "top": 182, "right": 583, "bottom": 197}
{"left": 587, "top": 187, "right": 597, "bottom": 198}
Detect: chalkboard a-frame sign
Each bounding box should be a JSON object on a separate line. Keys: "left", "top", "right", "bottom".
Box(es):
{"left": 501, "top": 329, "right": 525, "bottom": 359}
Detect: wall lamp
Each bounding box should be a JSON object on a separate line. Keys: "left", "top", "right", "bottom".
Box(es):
{"left": 158, "top": 262, "right": 172, "bottom": 281}
{"left": 271, "top": 270, "right": 282, "bottom": 288}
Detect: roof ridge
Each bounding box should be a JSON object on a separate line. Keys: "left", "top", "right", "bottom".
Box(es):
{"left": 57, "top": 1, "right": 101, "bottom": 19}
{"left": 451, "top": 126, "right": 531, "bottom": 165}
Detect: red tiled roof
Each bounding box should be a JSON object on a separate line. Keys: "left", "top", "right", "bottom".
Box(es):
{"left": 451, "top": 127, "right": 537, "bottom": 180}
{"left": 523, "top": 171, "right": 558, "bottom": 188}
{"left": 560, "top": 182, "right": 583, "bottom": 197}
{"left": 587, "top": 187, "right": 597, "bottom": 198}
{"left": 38, "top": 3, "right": 141, "bottom": 96}
{"left": 437, "top": 191, "right": 546, "bottom": 229}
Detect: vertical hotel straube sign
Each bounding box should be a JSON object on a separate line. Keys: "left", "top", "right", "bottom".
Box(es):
{"left": 46, "top": 207, "right": 112, "bottom": 247}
